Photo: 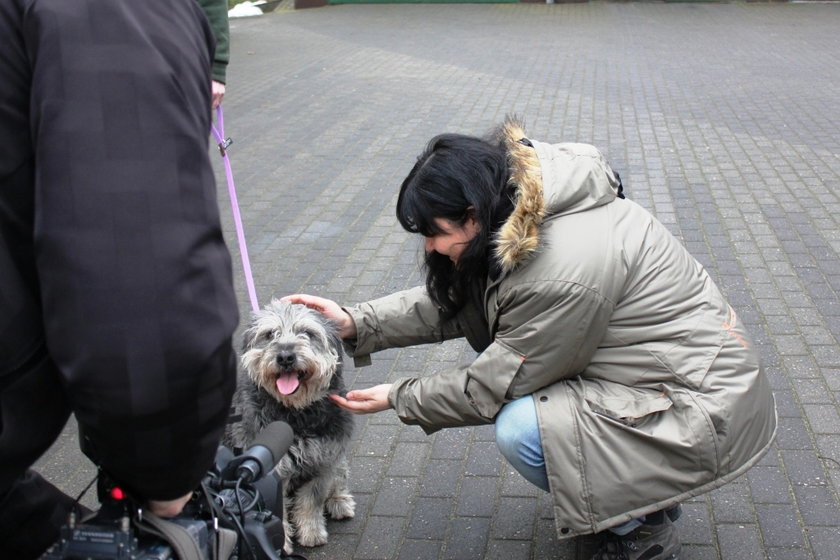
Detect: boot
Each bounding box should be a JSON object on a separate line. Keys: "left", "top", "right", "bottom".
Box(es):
{"left": 591, "top": 512, "right": 681, "bottom": 560}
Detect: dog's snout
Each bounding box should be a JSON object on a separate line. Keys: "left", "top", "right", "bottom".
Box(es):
{"left": 276, "top": 349, "right": 296, "bottom": 367}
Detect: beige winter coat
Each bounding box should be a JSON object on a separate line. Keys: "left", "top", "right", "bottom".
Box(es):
{"left": 345, "top": 121, "right": 777, "bottom": 539}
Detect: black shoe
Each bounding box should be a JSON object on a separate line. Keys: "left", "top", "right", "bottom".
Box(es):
{"left": 591, "top": 514, "right": 681, "bottom": 560}
{"left": 664, "top": 503, "right": 681, "bottom": 522}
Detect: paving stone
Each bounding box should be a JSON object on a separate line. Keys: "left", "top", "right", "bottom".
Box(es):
{"left": 354, "top": 516, "right": 407, "bottom": 560}
{"left": 386, "top": 442, "right": 431, "bottom": 477}
{"left": 456, "top": 476, "right": 499, "bottom": 518}
{"left": 716, "top": 524, "right": 765, "bottom": 560}
{"left": 490, "top": 496, "right": 539, "bottom": 540}
{"left": 372, "top": 477, "right": 419, "bottom": 517}
{"left": 405, "top": 497, "right": 453, "bottom": 540}
{"left": 806, "top": 526, "right": 840, "bottom": 560}
{"left": 792, "top": 485, "right": 840, "bottom": 526}
{"left": 756, "top": 504, "right": 806, "bottom": 548}
{"left": 442, "top": 517, "right": 490, "bottom": 560}
{"left": 710, "top": 482, "right": 757, "bottom": 524}
{"left": 483, "top": 539, "right": 533, "bottom": 560}
{"left": 748, "top": 466, "right": 794, "bottom": 505}
{"left": 418, "top": 459, "right": 463, "bottom": 499}
{"left": 397, "top": 539, "right": 443, "bottom": 560}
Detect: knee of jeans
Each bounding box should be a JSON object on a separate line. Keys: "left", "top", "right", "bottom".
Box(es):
{"left": 494, "top": 414, "right": 522, "bottom": 461}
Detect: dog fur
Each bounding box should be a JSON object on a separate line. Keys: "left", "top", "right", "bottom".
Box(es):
{"left": 225, "top": 299, "right": 355, "bottom": 553}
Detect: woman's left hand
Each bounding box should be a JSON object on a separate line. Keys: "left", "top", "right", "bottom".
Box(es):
{"left": 329, "top": 384, "right": 393, "bottom": 414}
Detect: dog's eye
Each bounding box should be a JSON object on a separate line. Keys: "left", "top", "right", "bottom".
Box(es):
{"left": 261, "top": 332, "right": 273, "bottom": 342}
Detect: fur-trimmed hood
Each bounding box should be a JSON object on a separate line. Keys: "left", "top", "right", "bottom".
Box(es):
{"left": 493, "top": 118, "right": 621, "bottom": 274}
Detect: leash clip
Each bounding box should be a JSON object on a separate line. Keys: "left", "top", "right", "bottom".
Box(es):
{"left": 218, "top": 137, "right": 233, "bottom": 157}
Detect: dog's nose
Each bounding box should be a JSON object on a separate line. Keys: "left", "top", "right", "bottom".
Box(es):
{"left": 276, "top": 350, "right": 296, "bottom": 367}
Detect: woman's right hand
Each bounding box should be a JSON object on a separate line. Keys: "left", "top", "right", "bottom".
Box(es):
{"left": 281, "top": 294, "right": 357, "bottom": 339}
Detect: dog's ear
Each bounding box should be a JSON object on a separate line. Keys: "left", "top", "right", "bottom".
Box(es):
{"left": 323, "top": 316, "right": 344, "bottom": 356}
{"left": 240, "top": 316, "right": 262, "bottom": 352}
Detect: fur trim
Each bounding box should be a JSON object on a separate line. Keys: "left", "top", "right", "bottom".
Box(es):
{"left": 494, "top": 118, "right": 546, "bottom": 273}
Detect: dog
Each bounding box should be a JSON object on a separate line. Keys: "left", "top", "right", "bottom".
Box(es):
{"left": 225, "top": 299, "right": 355, "bottom": 553}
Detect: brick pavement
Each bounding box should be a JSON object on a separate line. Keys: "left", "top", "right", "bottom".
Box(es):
{"left": 36, "top": 3, "right": 840, "bottom": 559}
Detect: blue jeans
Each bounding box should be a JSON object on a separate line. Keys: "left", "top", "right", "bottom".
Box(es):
{"left": 495, "top": 395, "right": 644, "bottom": 535}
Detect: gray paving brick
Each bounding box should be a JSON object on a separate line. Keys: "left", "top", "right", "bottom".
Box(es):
{"left": 456, "top": 476, "right": 499, "bottom": 518}
{"left": 405, "top": 497, "right": 452, "bottom": 540}
{"left": 756, "top": 504, "right": 806, "bottom": 548}
{"left": 429, "top": 427, "right": 471, "bottom": 460}
{"left": 716, "top": 524, "right": 765, "bottom": 560}
{"left": 372, "top": 477, "right": 419, "bottom": 517}
{"left": 678, "top": 501, "right": 715, "bottom": 546}
{"left": 802, "top": 404, "right": 840, "bottom": 435}
{"left": 443, "top": 517, "right": 490, "bottom": 560}
{"left": 792, "top": 485, "right": 840, "bottom": 527}
{"left": 500, "top": 467, "right": 543, "bottom": 498}
{"left": 397, "top": 539, "right": 443, "bottom": 560}
{"left": 418, "top": 459, "right": 463, "bottom": 499}
{"left": 710, "top": 482, "right": 757, "bottom": 524}
{"left": 348, "top": 456, "right": 388, "bottom": 495}
{"left": 354, "top": 516, "right": 407, "bottom": 560}
{"left": 483, "top": 539, "right": 533, "bottom": 560}
{"left": 464, "top": 441, "right": 503, "bottom": 477}
{"left": 387, "top": 442, "right": 430, "bottom": 477}
{"left": 794, "top": 380, "right": 837, "bottom": 405}
{"left": 776, "top": 416, "right": 817, "bottom": 451}
{"left": 748, "top": 466, "right": 794, "bottom": 505}
{"left": 679, "top": 545, "right": 720, "bottom": 560}
{"left": 490, "top": 496, "right": 539, "bottom": 540}
{"left": 807, "top": 526, "right": 840, "bottom": 560}
{"left": 356, "top": 423, "right": 400, "bottom": 458}
{"left": 780, "top": 450, "right": 834, "bottom": 488}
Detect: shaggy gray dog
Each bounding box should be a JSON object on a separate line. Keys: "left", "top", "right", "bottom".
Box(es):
{"left": 225, "top": 299, "right": 355, "bottom": 554}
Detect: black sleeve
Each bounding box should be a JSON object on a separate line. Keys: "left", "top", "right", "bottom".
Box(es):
{"left": 25, "top": 0, "right": 238, "bottom": 500}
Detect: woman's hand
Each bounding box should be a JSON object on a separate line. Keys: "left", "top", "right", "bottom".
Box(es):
{"left": 281, "top": 294, "right": 357, "bottom": 339}
{"left": 329, "top": 384, "right": 393, "bottom": 414}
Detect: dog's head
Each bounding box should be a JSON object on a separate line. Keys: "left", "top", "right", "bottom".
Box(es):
{"left": 241, "top": 299, "right": 342, "bottom": 409}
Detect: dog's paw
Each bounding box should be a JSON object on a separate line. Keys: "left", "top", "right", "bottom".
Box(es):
{"left": 295, "top": 520, "right": 329, "bottom": 548}
{"left": 326, "top": 494, "right": 356, "bottom": 520}
{"left": 282, "top": 519, "right": 295, "bottom": 555}
{"left": 283, "top": 537, "right": 295, "bottom": 556}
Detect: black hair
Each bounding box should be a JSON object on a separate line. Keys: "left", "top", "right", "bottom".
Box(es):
{"left": 396, "top": 132, "right": 515, "bottom": 323}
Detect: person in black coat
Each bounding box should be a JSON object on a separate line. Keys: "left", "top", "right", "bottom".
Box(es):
{"left": 0, "top": 1, "right": 239, "bottom": 557}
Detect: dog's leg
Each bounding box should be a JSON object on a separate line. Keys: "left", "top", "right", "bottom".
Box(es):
{"left": 325, "top": 458, "right": 355, "bottom": 520}
{"left": 282, "top": 494, "right": 295, "bottom": 555}
{"left": 291, "top": 478, "right": 330, "bottom": 547}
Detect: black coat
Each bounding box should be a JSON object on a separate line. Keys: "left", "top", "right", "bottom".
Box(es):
{"left": 0, "top": 0, "right": 238, "bottom": 501}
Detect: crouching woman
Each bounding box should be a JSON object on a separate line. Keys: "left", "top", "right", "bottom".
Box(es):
{"left": 285, "top": 117, "right": 776, "bottom": 560}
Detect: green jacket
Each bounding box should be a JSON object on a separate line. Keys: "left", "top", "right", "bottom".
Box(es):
{"left": 345, "top": 119, "right": 777, "bottom": 539}
{"left": 196, "top": 0, "right": 229, "bottom": 83}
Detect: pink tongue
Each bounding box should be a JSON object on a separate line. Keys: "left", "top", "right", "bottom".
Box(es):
{"left": 276, "top": 372, "right": 300, "bottom": 395}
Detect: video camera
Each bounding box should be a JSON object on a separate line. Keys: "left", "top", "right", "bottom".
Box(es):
{"left": 42, "top": 422, "right": 306, "bottom": 560}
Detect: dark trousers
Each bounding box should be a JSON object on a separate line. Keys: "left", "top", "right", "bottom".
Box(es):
{"left": 0, "top": 353, "right": 74, "bottom": 559}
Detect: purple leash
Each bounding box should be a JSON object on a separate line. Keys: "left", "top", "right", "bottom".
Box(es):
{"left": 211, "top": 105, "right": 260, "bottom": 313}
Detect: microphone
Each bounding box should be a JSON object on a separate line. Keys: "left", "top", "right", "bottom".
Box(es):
{"left": 225, "top": 421, "right": 294, "bottom": 483}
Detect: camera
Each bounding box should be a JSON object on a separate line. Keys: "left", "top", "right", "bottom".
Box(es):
{"left": 42, "top": 422, "right": 306, "bottom": 560}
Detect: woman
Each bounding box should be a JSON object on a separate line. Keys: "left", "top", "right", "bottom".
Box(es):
{"left": 285, "top": 118, "right": 776, "bottom": 560}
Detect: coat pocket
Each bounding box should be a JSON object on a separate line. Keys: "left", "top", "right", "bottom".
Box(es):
{"left": 583, "top": 381, "right": 673, "bottom": 428}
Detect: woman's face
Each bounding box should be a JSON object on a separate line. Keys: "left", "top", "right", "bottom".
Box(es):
{"left": 424, "top": 217, "right": 479, "bottom": 264}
